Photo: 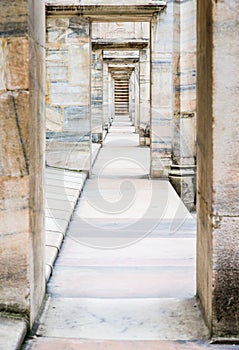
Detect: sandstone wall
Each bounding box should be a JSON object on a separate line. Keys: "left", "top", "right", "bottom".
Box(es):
{"left": 0, "top": 0, "right": 45, "bottom": 326}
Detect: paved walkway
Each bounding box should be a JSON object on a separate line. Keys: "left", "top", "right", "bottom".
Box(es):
{"left": 23, "top": 116, "right": 238, "bottom": 349}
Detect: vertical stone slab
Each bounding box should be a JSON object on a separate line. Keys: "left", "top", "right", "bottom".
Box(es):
{"left": 45, "top": 15, "right": 92, "bottom": 172}
{"left": 0, "top": 0, "right": 45, "bottom": 326}
{"left": 129, "top": 69, "right": 135, "bottom": 123}
{"left": 28, "top": 0, "right": 46, "bottom": 325}
{"left": 197, "top": 0, "right": 239, "bottom": 338}
{"left": 103, "top": 60, "right": 110, "bottom": 131}
{"left": 139, "top": 47, "right": 150, "bottom": 146}
{"left": 169, "top": 0, "right": 196, "bottom": 211}
{"left": 91, "top": 49, "right": 103, "bottom": 143}
{"left": 150, "top": 6, "right": 173, "bottom": 177}
{"left": 134, "top": 62, "right": 140, "bottom": 132}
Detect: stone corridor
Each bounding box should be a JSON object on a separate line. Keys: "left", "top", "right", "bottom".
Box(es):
{"left": 1, "top": 1, "right": 239, "bottom": 348}
{"left": 23, "top": 116, "right": 234, "bottom": 349}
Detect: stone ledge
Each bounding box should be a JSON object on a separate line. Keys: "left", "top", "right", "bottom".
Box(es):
{"left": 23, "top": 338, "right": 239, "bottom": 350}
{"left": 45, "top": 166, "right": 88, "bottom": 282}
{"left": 0, "top": 316, "right": 27, "bottom": 350}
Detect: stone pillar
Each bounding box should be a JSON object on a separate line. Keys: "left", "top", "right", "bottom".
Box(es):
{"left": 169, "top": 0, "right": 196, "bottom": 211}
{"left": 129, "top": 69, "right": 135, "bottom": 123}
{"left": 197, "top": 0, "right": 239, "bottom": 338}
{"left": 134, "top": 61, "right": 140, "bottom": 132}
{"left": 0, "top": 0, "right": 45, "bottom": 326}
{"left": 46, "top": 16, "right": 92, "bottom": 172}
{"left": 103, "top": 60, "right": 110, "bottom": 132}
{"left": 139, "top": 48, "right": 150, "bottom": 146}
{"left": 109, "top": 72, "right": 114, "bottom": 122}
{"left": 91, "top": 48, "right": 103, "bottom": 143}
{"left": 150, "top": 7, "right": 173, "bottom": 177}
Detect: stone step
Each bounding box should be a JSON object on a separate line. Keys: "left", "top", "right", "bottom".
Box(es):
{"left": 23, "top": 338, "right": 238, "bottom": 350}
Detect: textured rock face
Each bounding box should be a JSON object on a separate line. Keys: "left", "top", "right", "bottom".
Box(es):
{"left": 197, "top": 0, "right": 239, "bottom": 338}
{"left": 0, "top": 0, "right": 45, "bottom": 326}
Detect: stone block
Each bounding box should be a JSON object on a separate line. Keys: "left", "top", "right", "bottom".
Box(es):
{"left": 0, "top": 91, "right": 29, "bottom": 177}
{"left": 0, "top": 39, "right": 5, "bottom": 90}
{"left": 47, "top": 29, "right": 66, "bottom": 43}
{"left": 212, "top": 217, "right": 239, "bottom": 337}
{"left": 5, "top": 38, "right": 29, "bottom": 90}
{"left": 0, "top": 0, "right": 28, "bottom": 37}
{"left": 172, "top": 113, "right": 196, "bottom": 164}
{"left": 47, "top": 64, "right": 68, "bottom": 81}
{"left": 46, "top": 231, "right": 64, "bottom": 249}
{"left": 169, "top": 165, "right": 196, "bottom": 212}
{"left": 0, "top": 229, "right": 29, "bottom": 314}
{"left": 46, "top": 48, "right": 68, "bottom": 62}
{"left": 46, "top": 246, "right": 59, "bottom": 270}
{"left": 47, "top": 17, "right": 69, "bottom": 29}
{"left": 50, "top": 82, "right": 90, "bottom": 106}
{"left": 69, "top": 44, "right": 90, "bottom": 85}
{"left": 0, "top": 317, "right": 27, "bottom": 350}
{"left": 46, "top": 106, "right": 63, "bottom": 132}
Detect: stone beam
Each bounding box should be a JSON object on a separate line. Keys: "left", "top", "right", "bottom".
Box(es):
{"left": 46, "top": 4, "right": 166, "bottom": 22}
{"left": 104, "top": 58, "right": 139, "bottom": 64}
{"left": 92, "top": 39, "right": 149, "bottom": 51}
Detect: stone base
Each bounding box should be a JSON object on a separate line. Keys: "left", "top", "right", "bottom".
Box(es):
{"left": 169, "top": 165, "right": 196, "bottom": 212}
{"left": 92, "top": 133, "right": 103, "bottom": 144}
{"left": 140, "top": 136, "right": 150, "bottom": 147}
{"left": 139, "top": 128, "right": 150, "bottom": 147}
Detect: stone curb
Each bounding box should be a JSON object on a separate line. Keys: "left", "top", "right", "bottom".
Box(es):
{"left": 45, "top": 167, "right": 88, "bottom": 282}
{"left": 0, "top": 316, "right": 27, "bottom": 350}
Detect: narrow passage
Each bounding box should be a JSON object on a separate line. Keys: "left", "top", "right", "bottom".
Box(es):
{"left": 25, "top": 116, "right": 209, "bottom": 346}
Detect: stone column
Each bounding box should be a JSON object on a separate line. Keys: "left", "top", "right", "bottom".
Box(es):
{"left": 46, "top": 16, "right": 92, "bottom": 172}
{"left": 169, "top": 0, "right": 196, "bottom": 211}
{"left": 134, "top": 61, "right": 140, "bottom": 132}
{"left": 109, "top": 72, "right": 114, "bottom": 122}
{"left": 91, "top": 48, "right": 103, "bottom": 143}
{"left": 197, "top": 0, "right": 239, "bottom": 338}
{"left": 139, "top": 48, "right": 150, "bottom": 146}
{"left": 150, "top": 7, "right": 173, "bottom": 177}
{"left": 103, "top": 60, "right": 110, "bottom": 132}
{"left": 129, "top": 69, "right": 135, "bottom": 124}
{"left": 0, "top": 0, "right": 45, "bottom": 326}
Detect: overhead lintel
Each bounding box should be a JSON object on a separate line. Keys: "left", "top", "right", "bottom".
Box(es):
{"left": 46, "top": 4, "right": 166, "bottom": 22}
{"left": 92, "top": 39, "right": 149, "bottom": 50}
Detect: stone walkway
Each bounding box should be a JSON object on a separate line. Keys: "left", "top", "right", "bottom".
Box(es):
{"left": 45, "top": 167, "right": 87, "bottom": 281}
{"left": 22, "top": 116, "right": 239, "bottom": 349}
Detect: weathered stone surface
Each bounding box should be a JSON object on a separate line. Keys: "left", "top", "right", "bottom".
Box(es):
{"left": 0, "top": 91, "right": 29, "bottom": 177}
{"left": 0, "top": 317, "right": 27, "bottom": 350}
{"left": 150, "top": 6, "right": 173, "bottom": 177}
{"left": 197, "top": 0, "right": 239, "bottom": 338}
{"left": 212, "top": 217, "right": 239, "bottom": 337}
{"left": 0, "top": 39, "right": 5, "bottom": 90}
{"left": 46, "top": 16, "right": 91, "bottom": 170}
{"left": 0, "top": 0, "right": 45, "bottom": 328}
{"left": 0, "top": 176, "right": 30, "bottom": 313}
{"left": 5, "top": 38, "right": 29, "bottom": 90}
{"left": 70, "top": 44, "right": 90, "bottom": 85}
{"left": 0, "top": 0, "right": 28, "bottom": 37}
{"left": 46, "top": 106, "right": 63, "bottom": 132}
